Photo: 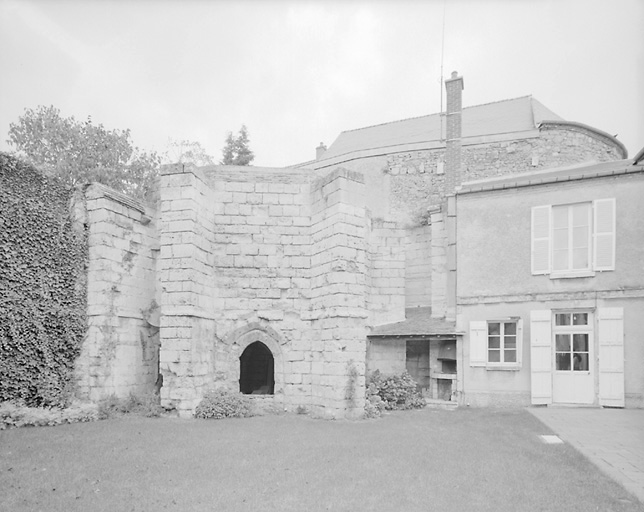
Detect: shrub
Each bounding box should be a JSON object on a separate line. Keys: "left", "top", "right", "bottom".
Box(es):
{"left": 123, "top": 392, "right": 164, "bottom": 418}
{"left": 0, "top": 401, "right": 98, "bottom": 429}
{"left": 367, "top": 370, "right": 426, "bottom": 411}
{"left": 364, "top": 383, "right": 386, "bottom": 418}
{"left": 194, "top": 389, "right": 253, "bottom": 420}
{"left": 97, "top": 392, "right": 164, "bottom": 419}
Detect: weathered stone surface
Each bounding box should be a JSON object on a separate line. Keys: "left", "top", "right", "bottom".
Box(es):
{"left": 76, "top": 184, "right": 160, "bottom": 401}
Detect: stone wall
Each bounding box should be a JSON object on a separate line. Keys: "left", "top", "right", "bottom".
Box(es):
{"left": 367, "top": 219, "right": 406, "bottom": 326}
{"left": 156, "top": 164, "right": 386, "bottom": 418}
{"left": 310, "top": 168, "right": 368, "bottom": 418}
{"left": 206, "top": 166, "right": 312, "bottom": 412}
{"left": 332, "top": 125, "right": 625, "bottom": 225}
{"left": 157, "top": 164, "right": 217, "bottom": 416}
{"left": 366, "top": 339, "right": 406, "bottom": 376}
{"left": 405, "top": 225, "right": 432, "bottom": 309}
{"left": 429, "top": 209, "right": 447, "bottom": 319}
{"left": 76, "top": 184, "right": 159, "bottom": 401}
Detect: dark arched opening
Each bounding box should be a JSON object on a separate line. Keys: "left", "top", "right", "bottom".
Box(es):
{"left": 239, "top": 341, "right": 274, "bottom": 395}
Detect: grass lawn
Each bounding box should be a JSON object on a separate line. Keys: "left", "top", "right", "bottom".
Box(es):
{"left": 1, "top": 407, "right": 642, "bottom": 512}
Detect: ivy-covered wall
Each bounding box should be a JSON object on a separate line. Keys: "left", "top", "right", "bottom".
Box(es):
{"left": 0, "top": 153, "right": 88, "bottom": 407}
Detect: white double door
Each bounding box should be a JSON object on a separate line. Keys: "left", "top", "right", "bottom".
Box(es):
{"left": 530, "top": 308, "right": 625, "bottom": 407}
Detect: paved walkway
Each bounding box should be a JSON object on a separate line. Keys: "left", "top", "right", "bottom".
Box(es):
{"left": 529, "top": 407, "right": 644, "bottom": 504}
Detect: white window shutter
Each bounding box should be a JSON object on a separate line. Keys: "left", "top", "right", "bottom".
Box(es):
{"left": 530, "top": 310, "right": 552, "bottom": 405}
{"left": 531, "top": 205, "right": 551, "bottom": 275}
{"left": 469, "top": 321, "right": 488, "bottom": 367}
{"left": 516, "top": 318, "right": 524, "bottom": 366}
{"left": 598, "top": 307, "right": 624, "bottom": 407}
{"left": 593, "top": 198, "right": 616, "bottom": 271}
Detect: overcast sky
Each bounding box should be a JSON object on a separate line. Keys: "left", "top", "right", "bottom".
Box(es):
{"left": 1, "top": 0, "right": 642, "bottom": 167}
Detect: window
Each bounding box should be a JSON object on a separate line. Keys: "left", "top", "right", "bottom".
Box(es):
{"left": 531, "top": 198, "right": 615, "bottom": 277}
{"left": 487, "top": 321, "right": 517, "bottom": 363}
{"left": 469, "top": 319, "right": 522, "bottom": 368}
{"left": 553, "top": 312, "right": 591, "bottom": 372}
{"left": 552, "top": 203, "right": 591, "bottom": 272}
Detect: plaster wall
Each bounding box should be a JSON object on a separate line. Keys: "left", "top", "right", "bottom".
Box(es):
{"left": 457, "top": 173, "right": 644, "bottom": 300}
{"left": 456, "top": 172, "right": 644, "bottom": 408}
{"left": 457, "top": 299, "right": 644, "bottom": 408}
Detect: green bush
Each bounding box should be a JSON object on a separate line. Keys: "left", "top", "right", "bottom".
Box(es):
{"left": 367, "top": 370, "right": 426, "bottom": 411}
{"left": 97, "top": 392, "right": 164, "bottom": 419}
{"left": 0, "top": 401, "right": 97, "bottom": 429}
{"left": 194, "top": 389, "right": 253, "bottom": 420}
{"left": 364, "top": 383, "right": 386, "bottom": 418}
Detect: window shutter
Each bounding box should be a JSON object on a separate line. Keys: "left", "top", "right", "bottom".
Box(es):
{"left": 531, "top": 205, "right": 551, "bottom": 275}
{"left": 469, "top": 321, "right": 487, "bottom": 367}
{"left": 598, "top": 307, "right": 624, "bottom": 407}
{"left": 516, "top": 318, "right": 524, "bottom": 366}
{"left": 593, "top": 198, "right": 616, "bottom": 271}
{"left": 530, "top": 310, "right": 552, "bottom": 405}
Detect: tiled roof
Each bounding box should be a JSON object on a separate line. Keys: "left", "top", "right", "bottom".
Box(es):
{"left": 321, "top": 96, "right": 562, "bottom": 161}
{"left": 368, "top": 308, "right": 461, "bottom": 337}
{"left": 458, "top": 157, "right": 644, "bottom": 194}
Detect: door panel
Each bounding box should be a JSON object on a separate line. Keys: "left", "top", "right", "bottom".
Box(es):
{"left": 552, "top": 314, "right": 594, "bottom": 405}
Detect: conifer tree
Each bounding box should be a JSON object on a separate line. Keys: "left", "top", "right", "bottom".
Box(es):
{"left": 220, "top": 125, "right": 255, "bottom": 165}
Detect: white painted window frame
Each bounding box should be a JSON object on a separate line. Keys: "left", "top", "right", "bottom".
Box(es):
{"left": 531, "top": 198, "right": 616, "bottom": 277}
{"left": 552, "top": 310, "right": 593, "bottom": 374}
{"left": 469, "top": 318, "right": 523, "bottom": 370}
{"left": 551, "top": 202, "right": 592, "bottom": 275}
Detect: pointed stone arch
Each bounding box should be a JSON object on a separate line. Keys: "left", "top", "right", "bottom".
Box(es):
{"left": 225, "top": 322, "right": 285, "bottom": 395}
{"left": 240, "top": 341, "right": 274, "bottom": 394}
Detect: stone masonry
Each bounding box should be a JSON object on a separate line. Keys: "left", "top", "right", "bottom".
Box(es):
{"left": 148, "top": 164, "right": 406, "bottom": 418}
{"left": 157, "top": 164, "right": 217, "bottom": 415}
{"left": 385, "top": 126, "right": 625, "bottom": 225}
{"left": 75, "top": 184, "right": 159, "bottom": 400}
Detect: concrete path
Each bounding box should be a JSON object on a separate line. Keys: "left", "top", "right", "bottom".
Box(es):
{"left": 529, "top": 407, "right": 644, "bottom": 504}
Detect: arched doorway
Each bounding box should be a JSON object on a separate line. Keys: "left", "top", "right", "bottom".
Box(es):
{"left": 239, "top": 341, "right": 274, "bottom": 394}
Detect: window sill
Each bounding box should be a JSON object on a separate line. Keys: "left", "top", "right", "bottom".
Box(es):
{"left": 486, "top": 365, "right": 521, "bottom": 372}
{"left": 550, "top": 270, "right": 595, "bottom": 280}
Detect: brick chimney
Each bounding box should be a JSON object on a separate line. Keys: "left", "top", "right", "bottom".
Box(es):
{"left": 444, "top": 71, "right": 464, "bottom": 192}
{"left": 316, "top": 142, "right": 327, "bottom": 160}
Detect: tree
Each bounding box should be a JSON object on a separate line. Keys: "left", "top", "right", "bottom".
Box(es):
{"left": 162, "top": 138, "right": 214, "bottom": 167}
{"left": 7, "top": 105, "right": 160, "bottom": 200}
{"left": 220, "top": 125, "right": 255, "bottom": 166}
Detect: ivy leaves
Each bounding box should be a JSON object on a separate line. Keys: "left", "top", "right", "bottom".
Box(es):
{"left": 0, "top": 154, "right": 87, "bottom": 407}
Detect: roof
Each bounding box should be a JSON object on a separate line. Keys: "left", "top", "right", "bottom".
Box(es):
{"left": 368, "top": 308, "right": 462, "bottom": 338}
{"left": 632, "top": 145, "right": 644, "bottom": 165}
{"left": 319, "top": 96, "right": 561, "bottom": 162}
{"left": 458, "top": 157, "right": 644, "bottom": 195}
{"left": 292, "top": 95, "right": 627, "bottom": 169}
